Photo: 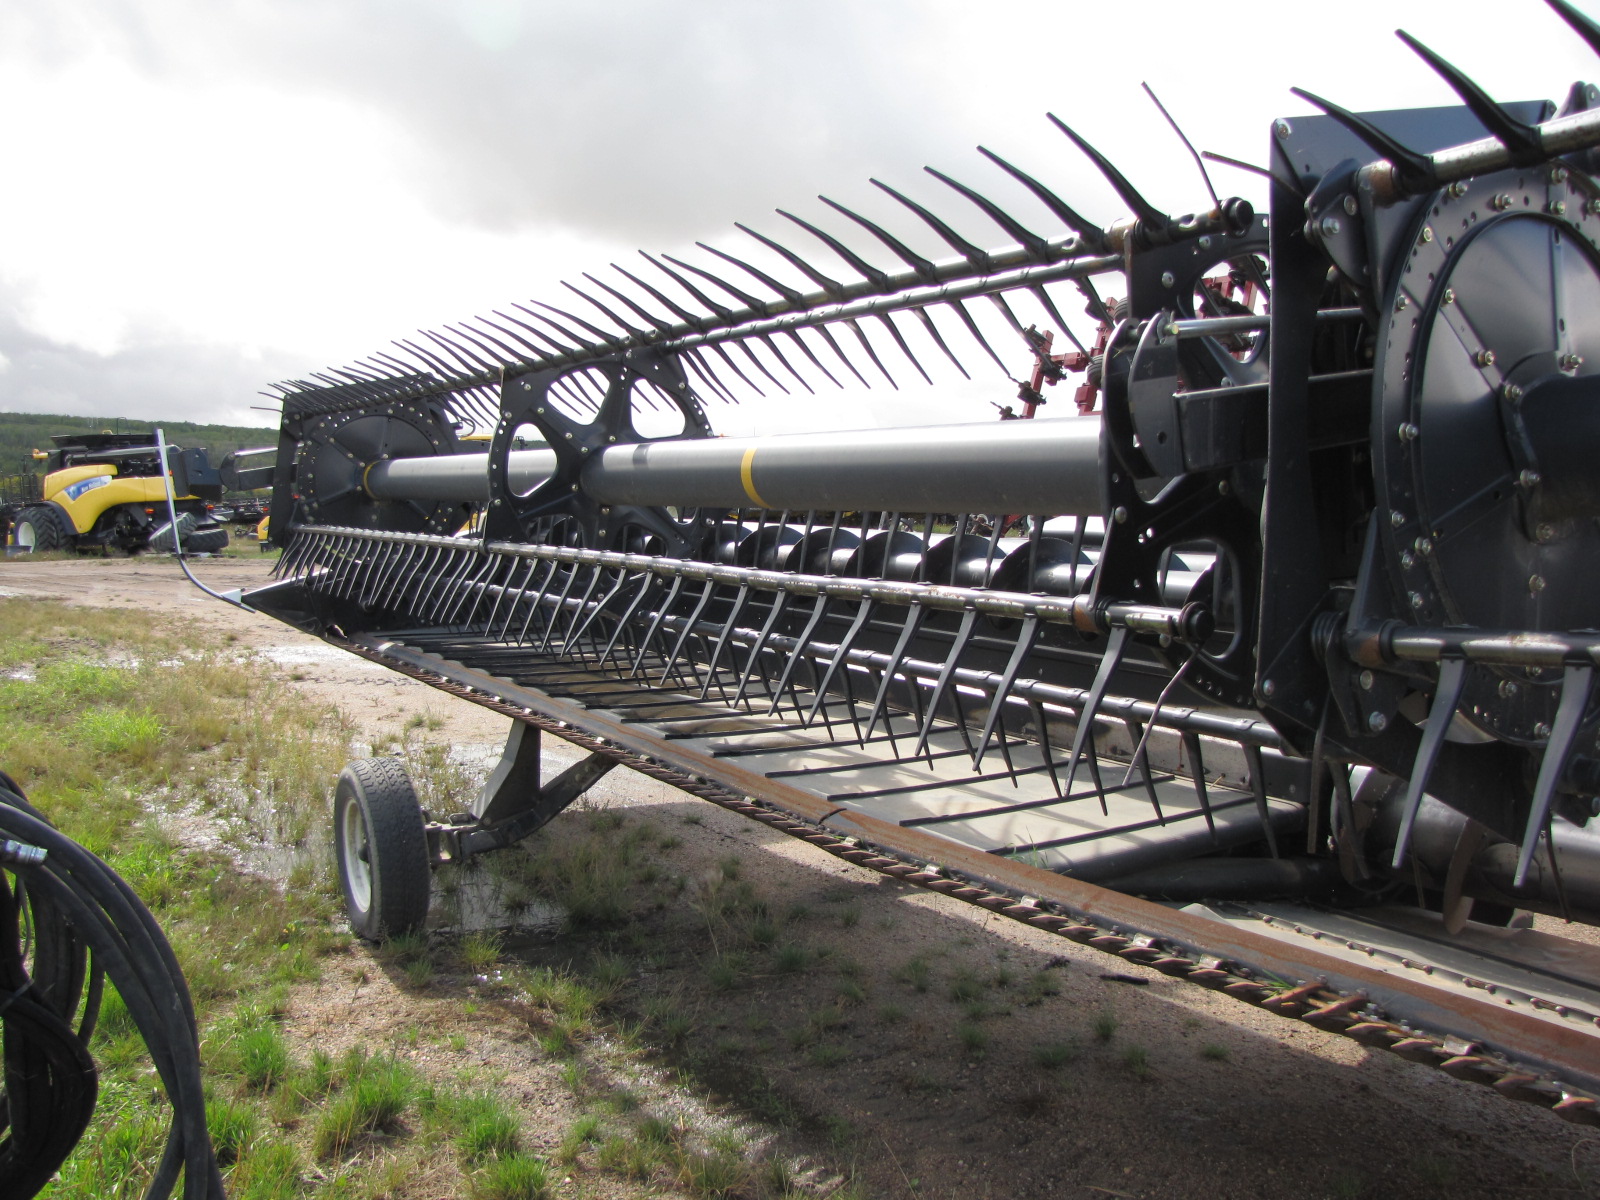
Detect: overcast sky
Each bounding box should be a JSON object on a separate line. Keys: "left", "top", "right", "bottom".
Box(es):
{"left": 1, "top": 0, "right": 1595, "bottom": 435}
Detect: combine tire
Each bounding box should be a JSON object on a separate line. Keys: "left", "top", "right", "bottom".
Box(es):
{"left": 11, "top": 506, "right": 70, "bottom": 552}
{"left": 334, "top": 758, "right": 431, "bottom": 940}
{"left": 147, "top": 512, "right": 229, "bottom": 555}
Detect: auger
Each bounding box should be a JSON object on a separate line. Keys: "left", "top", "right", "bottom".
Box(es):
{"left": 224, "top": 0, "right": 1600, "bottom": 1125}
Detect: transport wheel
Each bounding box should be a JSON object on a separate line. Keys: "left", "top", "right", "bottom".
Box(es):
{"left": 12, "top": 506, "right": 69, "bottom": 552}
{"left": 334, "top": 758, "right": 431, "bottom": 940}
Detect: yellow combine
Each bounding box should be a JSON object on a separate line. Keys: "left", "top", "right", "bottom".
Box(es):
{"left": 4, "top": 433, "right": 228, "bottom": 555}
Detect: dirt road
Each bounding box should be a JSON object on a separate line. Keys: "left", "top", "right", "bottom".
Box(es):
{"left": 4, "top": 555, "right": 1594, "bottom": 1199}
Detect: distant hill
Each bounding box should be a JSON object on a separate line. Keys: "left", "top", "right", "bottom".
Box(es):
{"left": 0, "top": 412, "right": 277, "bottom": 478}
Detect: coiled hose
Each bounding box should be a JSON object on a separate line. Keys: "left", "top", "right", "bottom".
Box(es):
{"left": 0, "top": 770, "right": 221, "bottom": 1199}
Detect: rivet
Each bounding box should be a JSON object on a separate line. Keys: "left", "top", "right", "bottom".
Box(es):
{"left": 1368, "top": 712, "right": 1389, "bottom": 732}
{"left": 1359, "top": 669, "right": 1375, "bottom": 691}
{"left": 1344, "top": 194, "right": 1359, "bottom": 215}
{"left": 1320, "top": 216, "right": 1342, "bottom": 238}
{"left": 1536, "top": 523, "right": 1555, "bottom": 543}
{"left": 1262, "top": 679, "right": 1277, "bottom": 697}
{"left": 1160, "top": 271, "right": 1176, "bottom": 289}
{"left": 1396, "top": 294, "right": 1409, "bottom": 311}
{"left": 1217, "top": 480, "right": 1231, "bottom": 496}
{"left": 1529, "top": 574, "right": 1547, "bottom": 593}
{"left": 1113, "top": 506, "right": 1129, "bottom": 524}
{"left": 1198, "top": 235, "right": 1212, "bottom": 249}
{"left": 1421, "top": 226, "right": 1434, "bottom": 243}
{"left": 1442, "top": 287, "right": 1455, "bottom": 305}
{"left": 1275, "top": 119, "right": 1292, "bottom": 140}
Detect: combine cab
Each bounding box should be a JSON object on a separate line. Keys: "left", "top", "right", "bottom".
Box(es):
{"left": 5, "top": 433, "right": 228, "bottom": 555}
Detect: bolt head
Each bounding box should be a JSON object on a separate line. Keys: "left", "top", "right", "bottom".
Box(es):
{"left": 1391, "top": 510, "right": 1406, "bottom": 528}
{"left": 1520, "top": 468, "right": 1542, "bottom": 488}
{"left": 1409, "top": 591, "right": 1426, "bottom": 609}
{"left": 1398, "top": 422, "right": 1420, "bottom": 442}
{"left": 1400, "top": 550, "right": 1415, "bottom": 569}
{"left": 1359, "top": 669, "right": 1375, "bottom": 691}
{"left": 1536, "top": 523, "right": 1555, "bottom": 543}
{"left": 1529, "top": 574, "right": 1547, "bottom": 593}
{"left": 1198, "top": 235, "right": 1212, "bottom": 249}
{"left": 1396, "top": 294, "right": 1410, "bottom": 311}
{"left": 1552, "top": 165, "right": 1569, "bottom": 184}
{"left": 1320, "top": 216, "right": 1342, "bottom": 238}
{"left": 1113, "top": 506, "right": 1129, "bottom": 524}
{"left": 1498, "top": 679, "right": 1519, "bottom": 699}
{"left": 1217, "top": 479, "right": 1231, "bottom": 496}
{"left": 1160, "top": 271, "right": 1176, "bottom": 289}
{"left": 1561, "top": 352, "right": 1584, "bottom": 371}
{"left": 1476, "top": 348, "right": 1496, "bottom": 368}
{"left": 1421, "top": 226, "right": 1434, "bottom": 243}
{"left": 1442, "top": 287, "right": 1455, "bottom": 305}
{"left": 1501, "top": 382, "right": 1523, "bottom": 403}
{"left": 1275, "top": 119, "right": 1292, "bottom": 139}
{"left": 1367, "top": 712, "right": 1389, "bottom": 733}
{"left": 1534, "top": 721, "right": 1554, "bottom": 740}
{"left": 1344, "top": 194, "right": 1359, "bottom": 215}
{"left": 1448, "top": 181, "right": 1469, "bottom": 198}
{"left": 1415, "top": 537, "right": 1433, "bottom": 556}
{"left": 1262, "top": 679, "right": 1276, "bottom": 698}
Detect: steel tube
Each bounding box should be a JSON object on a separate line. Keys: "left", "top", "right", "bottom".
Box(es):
{"left": 364, "top": 417, "right": 1105, "bottom": 516}
{"left": 580, "top": 417, "right": 1104, "bottom": 514}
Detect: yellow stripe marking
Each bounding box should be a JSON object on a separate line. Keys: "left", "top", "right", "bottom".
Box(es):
{"left": 739, "top": 447, "right": 773, "bottom": 509}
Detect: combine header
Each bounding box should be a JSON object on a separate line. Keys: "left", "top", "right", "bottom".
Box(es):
{"left": 236, "top": 0, "right": 1600, "bottom": 1128}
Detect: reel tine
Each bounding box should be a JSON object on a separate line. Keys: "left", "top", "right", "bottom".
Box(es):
{"left": 1061, "top": 625, "right": 1129, "bottom": 809}
{"left": 562, "top": 280, "right": 647, "bottom": 339}
{"left": 662, "top": 252, "right": 762, "bottom": 310}
{"left": 924, "top": 166, "right": 1049, "bottom": 257}
{"left": 1514, "top": 663, "right": 1594, "bottom": 887}
{"left": 1395, "top": 31, "right": 1542, "bottom": 160}
{"left": 422, "top": 328, "right": 498, "bottom": 373}
{"left": 598, "top": 570, "right": 656, "bottom": 669}
{"left": 1027, "top": 286, "right": 1087, "bottom": 356}
{"left": 767, "top": 593, "right": 831, "bottom": 716}
{"left": 450, "top": 322, "right": 529, "bottom": 368}
{"left": 683, "top": 347, "right": 740, "bottom": 403}
{"left": 974, "top": 614, "right": 1040, "bottom": 770}
{"left": 510, "top": 305, "right": 602, "bottom": 352}
{"left": 583, "top": 272, "right": 673, "bottom": 333}
{"left": 777, "top": 209, "right": 890, "bottom": 289}
{"left": 529, "top": 299, "right": 625, "bottom": 349}
{"left": 870, "top": 177, "right": 992, "bottom": 267}
{"left": 1180, "top": 731, "right": 1219, "bottom": 841}
{"left": 864, "top": 603, "right": 927, "bottom": 741}
{"left": 1046, "top": 114, "right": 1167, "bottom": 228}
{"left": 662, "top": 579, "right": 718, "bottom": 687}
{"left": 1123, "top": 719, "right": 1166, "bottom": 824}
{"left": 735, "top": 340, "right": 791, "bottom": 395}
{"left": 569, "top": 568, "right": 628, "bottom": 653}
{"left": 913, "top": 608, "right": 979, "bottom": 760}
{"left": 611, "top": 261, "right": 704, "bottom": 326}
{"left": 700, "top": 583, "right": 756, "bottom": 699}
{"left": 538, "top": 562, "right": 588, "bottom": 653}
{"left": 813, "top": 323, "right": 872, "bottom": 388}
{"left": 845, "top": 318, "right": 899, "bottom": 388}
{"left": 696, "top": 241, "right": 803, "bottom": 304}
{"left": 1120, "top": 656, "right": 1194, "bottom": 792}
{"left": 781, "top": 329, "right": 843, "bottom": 389}
{"left": 732, "top": 589, "right": 791, "bottom": 710}
{"left": 1546, "top": 0, "right": 1600, "bottom": 57}
{"left": 976, "top": 145, "right": 1108, "bottom": 251}
{"left": 873, "top": 312, "right": 933, "bottom": 385}
{"left": 1288, "top": 88, "right": 1437, "bottom": 192}
{"left": 735, "top": 222, "right": 845, "bottom": 297}
{"left": 756, "top": 333, "right": 816, "bottom": 394}
{"left": 1030, "top": 699, "right": 1063, "bottom": 797}
{"left": 476, "top": 313, "right": 552, "bottom": 360}
{"left": 944, "top": 298, "right": 1011, "bottom": 375}
{"left": 708, "top": 341, "right": 769, "bottom": 397}
{"left": 630, "top": 574, "right": 685, "bottom": 677}
{"left": 818, "top": 195, "right": 937, "bottom": 280}
{"left": 804, "top": 598, "right": 875, "bottom": 727}
{"left": 487, "top": 310, "right": 572, "bottom": 355}
{"left": 1391, "top": 657, "right": 1469, "bottom": 868}
{"left": 909, "top": 306, "right": 971, "bottom": 379}
{"left": 643, "top": 251, "right": 732, "bottom": 318}
{"left": 1242, "top": 744, "right": 1282, "bottom": 859}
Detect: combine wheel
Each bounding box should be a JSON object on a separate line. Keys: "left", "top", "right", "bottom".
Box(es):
{"left": 334, "top": 758, "right": 431, "bottom": 940}
{"left": 12, "top": 505, "right": 70, "bottom": 552}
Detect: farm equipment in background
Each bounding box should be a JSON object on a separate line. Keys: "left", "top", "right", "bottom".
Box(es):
{"left": 230, "top": 0, "right": 1600, "bottom": 1131}
{"left": 3, "top": 433, "right": 230, "bottom": 556}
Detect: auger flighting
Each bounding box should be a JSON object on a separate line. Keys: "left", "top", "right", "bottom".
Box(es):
{"left": 229, "top": 0, "right": 1600, "bottom": 1125}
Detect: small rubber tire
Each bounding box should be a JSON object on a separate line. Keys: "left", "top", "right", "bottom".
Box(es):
{"left": 12, "top": 505, "right": 69, "bottom": 552}
{"left": 184, "top": 524, "right": 230, "bottom": 554}
{"left": 334, "top": 758, "right": 431, "bottom": 940}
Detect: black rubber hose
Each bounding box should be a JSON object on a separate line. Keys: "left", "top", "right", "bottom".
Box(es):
{"left": 0, "top": 783, "right": 221, "bottom": 1199}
